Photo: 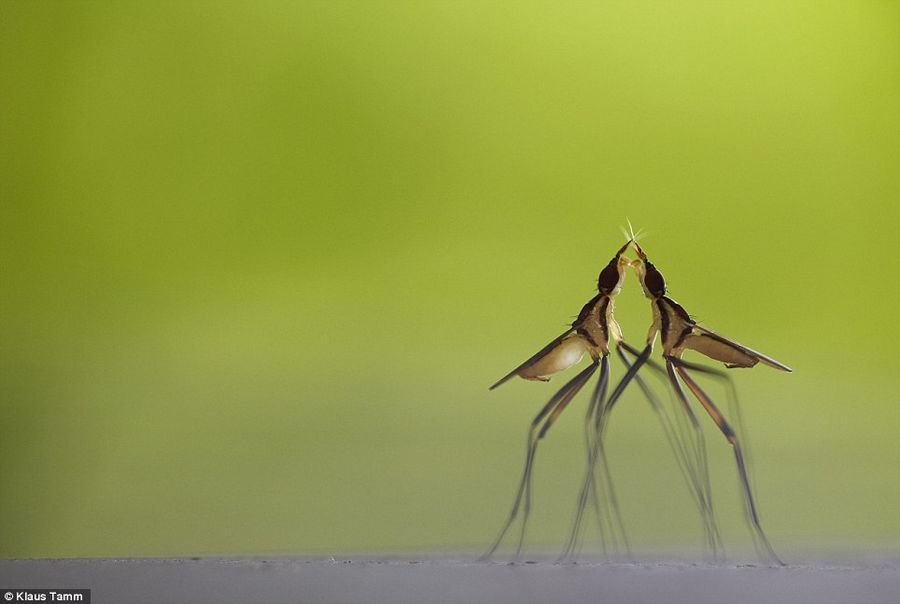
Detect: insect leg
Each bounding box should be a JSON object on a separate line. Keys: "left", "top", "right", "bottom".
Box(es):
{"left": 589, "top": 345, "right": 655, "bottom": 552}
{"left": 558, "top": 355, "right": 610, "bottom": 561}
{"left": 667, "top": 356, "right": 756, "bottom": 494}
{"left": 560, "top": 345, "right": 652, "bottom": 560}
{"left": 592, "top": 418, "right": 630, "bottom": 558}
{"left": 673, "top": 363, "right": 785, "bottom": 566}
{"left": 617, "top": 346, "right": 711, "bottom": 538}
{"left": 480, "top": 359, "right": 599, "bottom": 561}
{"left": 620, "top": 344, "right": 722, "bottom": 556}
{"left": 620, "top": 341, "right": 666, "bottom": 376}
{"left": 601, "top": 344, "right": 651, "bottom": 418}
{"left": 665, "top": 358, "right": 724, "bottom": 558}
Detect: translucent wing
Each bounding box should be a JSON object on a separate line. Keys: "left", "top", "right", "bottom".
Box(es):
{"left": 490, "top": 329, "right": 585, "bottom": 390}
{"left": 687, "top": 325, "right": 792, "bottom": 372}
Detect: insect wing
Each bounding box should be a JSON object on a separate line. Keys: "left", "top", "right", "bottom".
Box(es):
{"left": 692, "top": 325, "right": 792, "bottom": 372}
{"left": 489, "top": 329, "right": 576, "bottom": 390}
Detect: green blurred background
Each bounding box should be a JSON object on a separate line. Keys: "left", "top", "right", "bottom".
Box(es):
{"left": 1, "top": 1, "right": 898, "bottom": 559}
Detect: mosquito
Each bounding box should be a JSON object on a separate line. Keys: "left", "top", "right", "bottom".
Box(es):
{"left": 594, "top": 240, "right": 792, "bottom": 564}
{"left": 479, "top": 239, "right": 635, "bottom": 560}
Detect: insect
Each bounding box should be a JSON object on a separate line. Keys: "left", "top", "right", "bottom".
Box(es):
{"left": 479, "top": 239, "right": 635, "bottom": 560}
{"left": 482, "top": 233, "right": 790, "bottom": 564}
{"left": 596, "top": 240, "right": 791, "bottom": 564}
{"left": 481, "top": 238, "right": 685, "bottom": 561}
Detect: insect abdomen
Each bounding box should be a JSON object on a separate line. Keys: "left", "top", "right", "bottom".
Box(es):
{"left": 681, "top": 333, "right": 759, "bottom": 368}
{"left": 518, "top": 335, "right": 589, "bottom": 381}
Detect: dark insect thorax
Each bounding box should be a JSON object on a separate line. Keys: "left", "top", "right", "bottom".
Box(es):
{"left": 658, "top": 296, "right": 693, "bottom": 348}
{"left": 575, "top": 294, "right": 608, "bottom": 347}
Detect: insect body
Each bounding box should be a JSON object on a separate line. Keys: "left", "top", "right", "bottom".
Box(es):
{"left": 489, "top": 240, "right": 631, "bottom": 389}
{"left": 480, "top": 240, "right": 632, "bottom": 560}
{"left": 633, "top": 249, "right": 789, "bottom": 372}
{"left": 481, "top": 234, "right": 790, "bottom": 565}
{"left": 628, "top": 241, "right": 790, "bottom": 564}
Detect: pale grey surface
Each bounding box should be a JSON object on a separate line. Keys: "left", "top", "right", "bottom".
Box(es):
{"left": 2, "top": 558, "right": 899, "bottom": 604}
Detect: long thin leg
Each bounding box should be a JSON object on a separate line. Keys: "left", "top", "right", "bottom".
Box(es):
{"left": 480, "top": 360, "right": 599, "bottom": 561}
{"left": 517, "top": 361, "right": 598, "bottom": 555}
{"left": 585, "top": 356, "right": 609, "bottom": 429}
{"left": 559, "top": 356, "right": 610, "bottom": 561}
{"left": 589, "top": 345, "right": 653, "bottom": 551}
{"left": 667, "top": 356, "right": 756, "bottom": 494}
{"left": 586, "top": 341, "right": 723, "bottom": 558}
{"left": 618, "top": 346, "right": 715, "bottom": 548}
{"left": 673, "top": 363, "right": 785, "bottom": 566}
{"left": 592, "top": 351, "right": 639, "bottom": 558}
{"left": 584, "top": 359, "right": 611, "bottom": 558}
{"left": 586, "top": 357, "right": 612, "bottom": 556}
{"left": 601, "top": 344, "right": 652, "bottom": 420}
{"left": 559, "top": 346, "right": 651, "bottom": 561}
{"left": 619, "top": 345, "right": 695, "bottom": 493}
{"left": 519, "top": 360, "right": 601, "bottom": 557}
{"left": 622, "top": 341, "right": 714, "bottom": 498}
{"left": 621, "top": 341, "right": 666, "bottom": 377}
{"left": 664, "top": 359, "right": 724, "bottom": 558}
{"left": 592, "top": 426, "right": 630, "bottom": 557}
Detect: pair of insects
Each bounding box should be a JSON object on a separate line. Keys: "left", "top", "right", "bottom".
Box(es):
{"left": 482, "top": 236, "right": 790, "bottom": 564}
